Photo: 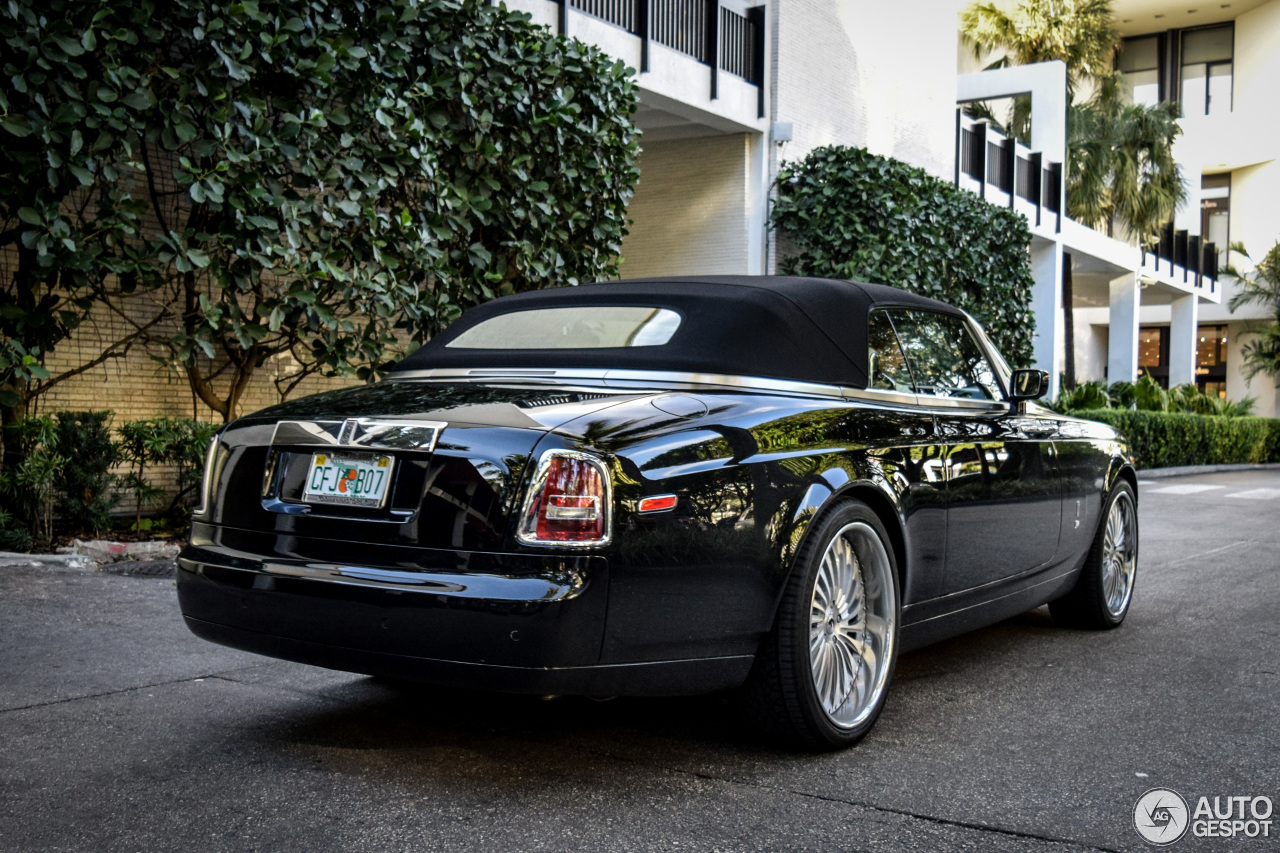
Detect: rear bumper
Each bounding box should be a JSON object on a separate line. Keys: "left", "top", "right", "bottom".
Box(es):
{"left": 182, "top": 614, "right": 752, "bottom": 695}
{"left": 176, "top": 524, "right": 752, "bottom": 695}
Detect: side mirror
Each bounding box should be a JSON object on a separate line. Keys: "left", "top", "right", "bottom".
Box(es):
{"left": 1009, "top": 368, "right": 1049, "bottom": 402}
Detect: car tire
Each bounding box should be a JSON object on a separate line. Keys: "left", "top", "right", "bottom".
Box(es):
{"left": 744, "top": 501, "right": 901, "bottom": 750}
{"left": 1050, "top": 481, "right": 1138, "bottom": 630}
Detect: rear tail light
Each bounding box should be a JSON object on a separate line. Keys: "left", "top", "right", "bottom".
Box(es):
{"left": 517, "top": 450, "right": 612, "bottom": 546}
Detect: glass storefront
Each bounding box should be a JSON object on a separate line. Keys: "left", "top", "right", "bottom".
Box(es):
{"left": 1196, "top": 324, "right": 1229, "bottom": 397}
{"left": 1138, "top": 327, "right": 1168, "bottom": 387}
{"left": 1137, "top": 324, "right": 1228, "bottom": 394}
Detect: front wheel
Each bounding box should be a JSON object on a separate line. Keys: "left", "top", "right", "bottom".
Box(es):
{"left": 745, "top": 501, "right": 900, "bottom": 749}
{"left": 1050, "top": 481, "right": 1138, "bottom": 629}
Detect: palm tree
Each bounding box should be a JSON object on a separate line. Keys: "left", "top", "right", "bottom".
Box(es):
{"left": 1067, "top": 76, "right": 1185, "bottom": 243}
{"left": 961, "top": 0, "right": 1119, "bottom": 94}
{"left": 961, "top": 0, "right": 1186, "bottom": 388}
{"left": 1224, "top": 242, "right": 1280, "bottom": 389}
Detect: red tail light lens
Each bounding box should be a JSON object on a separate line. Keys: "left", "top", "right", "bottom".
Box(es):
{"left": 517, "top": 451, "right": 612, "bottom": 546}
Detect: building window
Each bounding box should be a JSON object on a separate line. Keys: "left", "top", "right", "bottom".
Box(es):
{"left": 1118, "top": 36, "right": 1161, "bottom": 106}
{"left": 1196, "top": 324, "right": 1229, "bottom": 396}
{"left": 1138, "top": 326, "right": 1169, "bottom": 388}
{"left": 1201, "top": 174, "right": 1230, "bottom": 269}
{"left": 1180, "top": 25, "right": 1233, "bottom": 116}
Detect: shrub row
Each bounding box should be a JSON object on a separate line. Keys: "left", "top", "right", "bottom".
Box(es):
{"left": 1074, "top": 409, "right": 1280, "bottom": 469}
{"left": 0, "top": 412, "right": 215, "bottom": 550}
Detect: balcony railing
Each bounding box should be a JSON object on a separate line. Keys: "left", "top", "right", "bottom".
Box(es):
{"left": 558, "top": 0, "right": 766, "bottom": 116}
{"left": 1144, "top": 221, "right": 1219, "bottom": 293}
{"left": 955, "top": 112, "right": 1062, "bottom": 230}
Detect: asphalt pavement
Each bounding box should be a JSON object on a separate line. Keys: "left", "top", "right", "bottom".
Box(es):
{"left": 2, "top": 469, "right": 1278, "bottom": 852}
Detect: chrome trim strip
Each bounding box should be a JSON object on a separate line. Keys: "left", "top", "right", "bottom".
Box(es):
{"left": 917, "top": 396, "right": 1009, "bottom": 413}
{"left": 258, "top": 561, "right": 577, "bottom": 601}
{"left": 272, "top": 420, "right": 343, "bottom": 446}
{"left": 389, "top": 367, "right": 860, "bottom": 402}
{"left": 386, "top": 368, "right": 1009, "bottom": 415}
{"left": 272, "top": 418, "right": 446, "bottom": 451}
{"left": 845, "top": 387, "right": 920, "bottom": 407}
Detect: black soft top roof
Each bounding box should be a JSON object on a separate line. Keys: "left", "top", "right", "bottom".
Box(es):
{"left": 391, "top": 276, "right": 962, "bottom": 389}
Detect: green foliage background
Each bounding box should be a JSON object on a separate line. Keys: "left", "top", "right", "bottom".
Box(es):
{"left": 0, "top": 0, "right": 640, "bottom": 419}
{"left": 771, "top": 146, "right": 1036, "bottom": 367}
{"left": 1076, "top": 409, "right": 1280, "bottom": 469}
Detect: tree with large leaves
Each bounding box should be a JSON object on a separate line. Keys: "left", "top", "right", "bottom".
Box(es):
{"left": 961, "top": 0, "right": 1185, "bottom": 388}
{"left": 0, "top": 0, "right": 640, "bottom": 437}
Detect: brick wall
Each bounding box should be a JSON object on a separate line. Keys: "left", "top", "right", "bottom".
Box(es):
{"left": 619, "top": 134, "right": 752, "bottom": 278}
{"left": 27, "top": 287, "right": 358, "bottom": 516}
{"left": 33, "top": 290, "right": 356, "bottom": 425}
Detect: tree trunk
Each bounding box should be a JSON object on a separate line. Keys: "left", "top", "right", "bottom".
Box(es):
{"left": 1063, "top": 250, "right": 1076, "bottom": 391}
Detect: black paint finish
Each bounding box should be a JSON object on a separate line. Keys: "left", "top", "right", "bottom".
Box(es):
{"left": 178, "top": 381, "right": 1133, "bottom": 696}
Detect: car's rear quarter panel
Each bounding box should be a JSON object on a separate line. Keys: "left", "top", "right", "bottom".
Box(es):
{"left": 550, "top": 392, "right": 943, "bottom": 665}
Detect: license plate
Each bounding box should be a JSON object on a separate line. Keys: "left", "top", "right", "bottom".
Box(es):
{"left": 302, "top": 452, "right": 394, "bottom": 508}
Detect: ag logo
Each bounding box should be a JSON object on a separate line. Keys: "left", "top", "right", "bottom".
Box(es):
{"left": 1134, "top": 788, "right": 1190, "bottom": 845}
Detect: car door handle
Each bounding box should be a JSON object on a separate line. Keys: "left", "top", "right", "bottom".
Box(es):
{"left": 1022, "top": 424, "right": 1056, "bottom": 438}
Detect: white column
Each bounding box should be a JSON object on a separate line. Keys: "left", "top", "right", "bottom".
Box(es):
{"left": 1107, "top": 273, "right": 1141, "bottom": 385}
{"left": 1030, "top": 238, "right": 1063, "bottom": 400}
{"left": 1168, "top": 293, "right": 1200, "bottom": 387}
{"left": 746, "top": 130, "right": 767, "bottom": 275}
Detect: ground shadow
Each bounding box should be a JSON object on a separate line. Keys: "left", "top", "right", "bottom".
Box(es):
{"left": 223, "top": 603, "right": 1080, "bottom": 787}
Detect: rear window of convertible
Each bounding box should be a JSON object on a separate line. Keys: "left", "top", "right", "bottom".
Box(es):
{"left": 446, "top": 307, "right": 682, "bottom": 349}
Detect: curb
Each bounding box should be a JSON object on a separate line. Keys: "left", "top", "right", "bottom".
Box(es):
{"left": 0, "top": 552, "right": 94, "bottom": 569}
{"left": 99, "top": 558, "right": 177, "bottom": 579}
{"left": 1136, "top": 462, "right": 1280, "bottom": 480}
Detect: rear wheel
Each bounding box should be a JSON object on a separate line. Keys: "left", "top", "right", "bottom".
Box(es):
{"left": 1050, "top": 481, "right": 1138, "bottom": 629}
{"left": 745, "top": 501, "right": 900, "bottom": 749}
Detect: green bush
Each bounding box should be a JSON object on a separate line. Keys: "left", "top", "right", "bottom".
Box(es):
{"left": 1051, "top": 376, "right": 1259, "bottom": 418}
{"left": 52, "top": 411, "right": 120, "bottom": 536}
{"left": 0, "top": 413, "right": 215, "bottom": 547}
{"left": 1266, "top": 418, "right": 1280, "bottom": 464}
{"left": 118, "top": 417, "right": 217, "bottom": 527}
{"left": 1074, "top": 409, "right": 1280, "bottom": 469}
{"left": 0, "top": 507, "right": 32, "bottom": 552}
{"left": 771, "top": 146, "right": 1036, "bottom": 367}
{"left": 0, "top": 0, "right": 640, "bottom": 423}
{"left": 0, "top": 415, "right": 64, "bottom": 543}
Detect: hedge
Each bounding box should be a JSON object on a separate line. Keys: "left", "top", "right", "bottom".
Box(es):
{"left": 771, "top": 146, "right": 1036, "bottom": 367}
{"left": 1074, "top": 409, "right": 1280, "bottom": 469}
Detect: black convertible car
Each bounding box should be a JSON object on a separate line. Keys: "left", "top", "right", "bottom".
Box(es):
{"left": 178, "top": 276, "right": 1139, "bottom": 748}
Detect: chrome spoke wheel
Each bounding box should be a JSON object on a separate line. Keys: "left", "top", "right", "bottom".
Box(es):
{"left": 808, "top": 522, "right": 896, "bottom": 730}
{"left": 1100, "top": 491, "right": 1137, "bottom": 617}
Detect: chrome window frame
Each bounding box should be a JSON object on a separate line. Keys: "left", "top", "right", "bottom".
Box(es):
{"left": 872, "top": 307, "right": 1010, "bottom": 407}
{"left": 387, "top": 367, "right": 1011, "bottom": 415}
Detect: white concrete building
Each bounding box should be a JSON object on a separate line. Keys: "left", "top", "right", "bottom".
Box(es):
{"left": 503, "top": 0, "right": 1279, "bottom": 415}
{"left": 1074, "top": 0, "right": 1280, "bottom": 416}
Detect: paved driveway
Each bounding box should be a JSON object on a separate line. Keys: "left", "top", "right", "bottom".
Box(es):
{"left": 2, "top": 470, "right": 1278, "bottom": 852}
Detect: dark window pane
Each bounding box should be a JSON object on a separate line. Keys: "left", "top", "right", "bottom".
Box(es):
{"left": 1182, "top": 25, "right": 1232, "bottom": 64}
{"left": 867, "top": 311, "right": 914, "bottom": 392}
{"left": 1118, "top": 36, "right": 1159, "bottom": 72}
{"left": 889, "top": 311, "right": 1002, "bottom": 401}
{"left": 1181, "top": 25, "right": 1233, "bottom": 116}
